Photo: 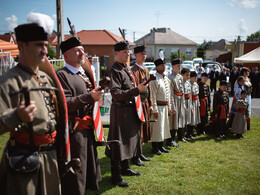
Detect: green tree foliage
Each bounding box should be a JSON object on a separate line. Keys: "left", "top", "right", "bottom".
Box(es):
{"left": 197, "top": 49, "right": 204, "bottom": 58}
{"left": 198, "top": 40, "right": 213, "bottom": 50}
{"left": 47, "top": 45, "right": 56, "bottom": 59}
{"left": 197, "top": 40, "right": 213, "bottom": 59}
{"left": 171, "top": 52, "right": 187, "bottom": 61}
{"left": 246, "top": 31, "right": 260, "bottom": 41}
{"left": 170, "top": 52, "right": 178, "bottom": 60}
{"left": 181, "top": 53, "right": 186, "bottom": 61}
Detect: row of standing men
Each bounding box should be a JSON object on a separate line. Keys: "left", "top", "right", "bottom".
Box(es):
{"left": 106, "top": 40, "right": 251, "bottom": 188}
{"left": 0, "top": 17, "right": 251, "bottom": 195}
{"left": 105, "top": 41, "right": 211, "bottom": 188}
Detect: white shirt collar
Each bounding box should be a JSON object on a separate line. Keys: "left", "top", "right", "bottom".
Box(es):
{"left": 135, "top": 62, "right": 145, "bottom": 70}
{"left": 65, "top": 63, "right": 85, "bottom": 75}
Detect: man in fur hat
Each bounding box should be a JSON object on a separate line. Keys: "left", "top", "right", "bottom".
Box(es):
{"left": 131, "top": 45, "right": 153, "bottom": 166}
{"left": 168, "top": 58, "right": 186, "bottom": 145}
{"left": 105, "top": 41, "right": 147, "bottom": 187}
{"left": 150, "top": 59, "right": 172, "bottom": 155}
{"left": 0, "top": 13, "right": 64, "bottom": 195}
{"left": 56, "top": 37, "right": 104, "bottom": 194}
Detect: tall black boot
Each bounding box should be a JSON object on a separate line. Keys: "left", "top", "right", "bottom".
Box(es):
{"left": 121, "top": 159, "right": 141, "bottom": 176}
{"left": 166, "top": 130, "right": 174, "bottom": 147}
{"left": 111, "top": 159, "right": 129, "bottom": 187}
{"left": 186, "top": 125, "right": 194, "bottom": 139}
{"left": 191, "top": 126, "right": 197, "bottom": 137}
{"left": 140, "top": 154, "right": 152, "bottom": 162}
{"left": 152, "top": 142, "right": 162, "bottom": 155}
{"left": 158, "top": 142, "right": 169, "bottom": 153}
{"left": 182, "top": 127, "right": 190, "bottom": 141}
{"left": 172, "top": 130, "right": 180, "bottom": 147}
{"left": 178, "top": 128, "right": 186, "bottom": 142}
{"left": 197, "top": 123, "right": 202, "bottom": 136}
{"left": 197, "top": 123, "right": 206, "bottom": 135}
{"left": 131, "top": 156, "right": 146, "bottom": 166}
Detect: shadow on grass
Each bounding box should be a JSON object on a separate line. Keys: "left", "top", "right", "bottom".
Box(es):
{"left": 189, "top": 132, "right": 237, "bottom": 143}
{"left": 85, "top": 175, "right": 117, "bottom": 194}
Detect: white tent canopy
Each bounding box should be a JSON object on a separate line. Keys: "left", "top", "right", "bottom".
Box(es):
{"left": 234, "top": 46, "right": 260, "bottom": 63}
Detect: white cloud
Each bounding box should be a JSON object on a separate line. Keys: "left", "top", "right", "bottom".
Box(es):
{"left": 5, "top": 15, "right": 18, "bottom": 32}
{"left": 52, "top": 14, "right": 57, "bottom": 20}
{"left": 228, "top": 0, "right": 260, "bottom": 9}
{"left": 241, "top": 0, "right": 260, "bottom": 8}
{"left": 238, "top": 19, "right": 248, "bottom": 34}
{"left": 228, "top": 0, "right": 236, "bottom": 7}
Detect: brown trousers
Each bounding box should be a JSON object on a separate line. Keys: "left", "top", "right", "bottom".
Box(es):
{"left": 61, "top": 129, "right": 101, "bottom": 195}
{"left": 141, "top": 99, "right": 151, "bottom": 143}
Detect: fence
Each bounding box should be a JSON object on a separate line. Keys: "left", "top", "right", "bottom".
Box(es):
{"left": 0, "top": 55, "right": 101, "bottom": 85}
{"left": 0, "top": 50, "right": 17, "bottom": 76}
{"left": 49, "top": 59, "right": 65, "bottom": 70}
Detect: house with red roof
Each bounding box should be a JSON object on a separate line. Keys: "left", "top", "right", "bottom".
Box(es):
{"left": 0, "top": 33, "right": 16, "bottom": 45}
{"left": 52, "top": 30, "right": 134, "bottom": 66}
{"left": 0, "top": 39, "right": 19, "bottom": 57}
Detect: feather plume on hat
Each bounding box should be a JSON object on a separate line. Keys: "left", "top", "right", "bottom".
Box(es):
{"left": 27, "top": 12, "right": 54, "bottom": 35}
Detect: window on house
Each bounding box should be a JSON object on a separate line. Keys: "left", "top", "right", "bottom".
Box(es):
{"left": 186, "top": 48, "right": 192, "bottom": 55}
{"left": 171, "top": 48, "right": 179, "bottom": 53}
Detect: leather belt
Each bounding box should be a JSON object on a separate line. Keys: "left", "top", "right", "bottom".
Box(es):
{"left": 184, "top": 94, "right": 190, "bottom": 99}
{"left": 192, "top": 95, "right": 198, "bottom": 101}
{"left": 11, "top": 141, "right": 56, "bottom": 152}
{"left": 157, "top": 100, "right": 168, "bottom": 106}
{"left": 112, "top": 101, "right": 135, "bottom": 107}
{"left": 217, "top": 105, "right": 228, "bottom": 119}
{"left": 73, "top": 116, "right": 93, "bottom": 130}
{"left": 10, "top": 130, "right": 56, "bottom": 146}
{"left": 174, "top": 90, "right": 183, "bottom": 96}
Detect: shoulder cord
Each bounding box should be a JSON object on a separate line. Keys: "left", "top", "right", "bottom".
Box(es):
{"left": 32, "top": 75, "right": 59, "bottom": 123}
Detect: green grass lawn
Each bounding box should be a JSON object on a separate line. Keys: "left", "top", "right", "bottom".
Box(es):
{"left": 1, "top": 116, "right": 259, "bottom": 194}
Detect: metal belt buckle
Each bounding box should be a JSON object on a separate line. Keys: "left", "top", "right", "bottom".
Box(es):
{"left": 38, "top": 144, "right": 49, "bottom": 152}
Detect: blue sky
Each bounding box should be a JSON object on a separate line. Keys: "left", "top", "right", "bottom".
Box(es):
{"left": 0, "top": 0, "right": 260, "bottom": 44}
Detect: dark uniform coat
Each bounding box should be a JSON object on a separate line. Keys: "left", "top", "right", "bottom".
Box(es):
{"left": 213, "top": 89, "right": 229, "bottom": 136}
{"left": 213, "top": 90, "right": 229, "bottom": 119}
{"left": 198, "top": 82, "right": 211, "bottom": 133}
{"left": 105, "top": 62, "right": 141, "bottom": 161}
{"left": 56, "top": 65, "right": 101, "bottom": 194}
{"left": 198, "top": 82, "right": 211, "bottom": 119}
{"left": 131, "top": 64, "right": 153, "bottom": 143}
{"left": 209, "top": 70, "right": 219, "bottom": 92}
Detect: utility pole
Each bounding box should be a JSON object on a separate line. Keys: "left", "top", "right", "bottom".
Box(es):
{"left": 133, "top": 31, "right": 135, "bottom": 42}
{"left": 56, "top": 0, "right": 64, "bottom": 59}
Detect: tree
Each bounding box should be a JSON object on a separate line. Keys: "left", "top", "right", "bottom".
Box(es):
{"left": 181, "top": 53, "right": 186, "bottom": 61}
{"left": 198, "top": 40, "right": 212, "bottom": 50}
{"left": 197, "top": 49, "right": 204, "bottom": 58}
{"left": 197, "top": 40, "right": 212, "bottom": 59}
{"left": 170, "top": 52, "right": 178, "bottom": 60}
{"left": 47, "top": 45, "right": 56, "bottom": 59}
{"left": 246, "top": 31, "right": 260, "bottom": 42}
